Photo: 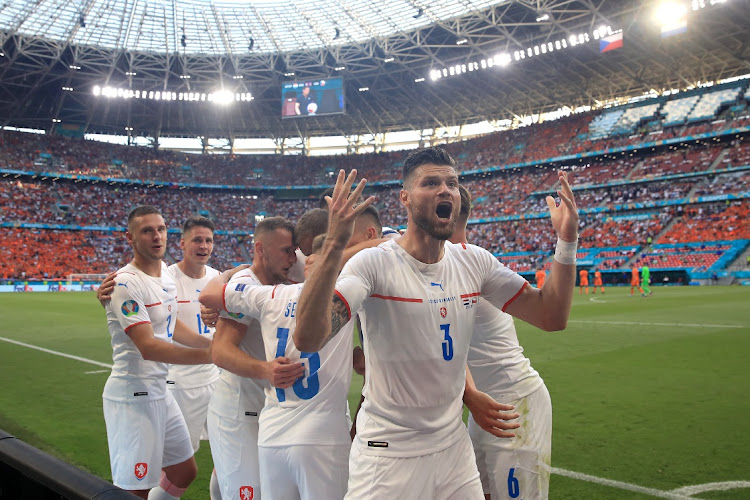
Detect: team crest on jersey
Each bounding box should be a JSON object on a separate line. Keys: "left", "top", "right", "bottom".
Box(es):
{"left": 440, "top": 307, "right": 447, "bottom": 318}
{"left": 228, "top": 311, "right": 245, "bottom": 319}
{"left": 134, "top": 462, "right": 148, "bottom": 480}
{"left": 239, "top": 486, "right": 254, "bottom": 500}
{"left": 121, "top": 300, "right": 139, "bottom": 317}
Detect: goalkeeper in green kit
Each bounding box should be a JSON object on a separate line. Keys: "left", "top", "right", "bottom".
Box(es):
{"left": 641, "top": 263, "right": 652, "bottom": 296}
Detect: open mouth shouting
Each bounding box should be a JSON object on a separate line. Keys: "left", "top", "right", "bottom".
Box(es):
{"left": 436, "top": 201, "right": 453, "bottom": 220}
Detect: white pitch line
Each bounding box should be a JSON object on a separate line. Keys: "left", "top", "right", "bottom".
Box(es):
{"left": 551, "top": 467, "right": 693, "bottom": 500}
{"left": 568, "top": 320, "right": 745, "bottom": 329}
{"left": 671, "top": 481, "right": 750, "bottom": 495}
{"left": 84, "top": 369, "right": 110, "bottom": 374}
{"left": 0, "top": 336, "right": 112, "bottom": 368}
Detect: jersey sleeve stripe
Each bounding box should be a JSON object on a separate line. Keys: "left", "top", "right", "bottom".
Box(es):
{"left": 144, "top": 302, "right": 162, "bottom": 307}
{"left": 501, "top": 282, "right": 528, "bottom": 312}
{"left": 124, "top": 321, "right": 151, "bottom": 332}
{"left": 272, "top": 285, "right": 280, "bottom": 299}
{"left": 334, "top": 290, "right": 352, "bottom": 320}
{"left": 177, "top": 300, "right": 190, "bottom": 304}
{"left": 370, "top": 294, "right": 423, "bottom": 303}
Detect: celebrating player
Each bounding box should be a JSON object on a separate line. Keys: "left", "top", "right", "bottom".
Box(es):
{"left": 294, "top": 147, "right": 578, "bottom": 498}
{"left": 102, "top": 206, "right": 211, "bottom": 500}
{"left": 455, "top": 186, "right": 552, "bottom": 500}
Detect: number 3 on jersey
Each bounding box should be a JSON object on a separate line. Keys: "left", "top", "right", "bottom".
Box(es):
{"left": 440, "top": 323, "right": 453, "bottom": 361}
{"left": 275, "top": 327, "right": 320, "bottom": 402}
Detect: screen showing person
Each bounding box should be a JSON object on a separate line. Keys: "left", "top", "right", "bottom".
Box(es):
{"left": 280, "top": 77, "right": 345, "bottom": 118}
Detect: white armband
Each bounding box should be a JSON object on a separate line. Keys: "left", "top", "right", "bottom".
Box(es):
{"left": 554, "top": 237, "right": 578, "bottom": 265}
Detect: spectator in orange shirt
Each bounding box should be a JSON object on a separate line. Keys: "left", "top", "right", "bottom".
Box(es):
{"left": 592, "top": 269, "right": 604, "bottom": 294}
{"left": 579, "top": 268, "right": 589, "bottom": 295}
{"left": 535, "top": 269, "right": 546, "bottom": 288}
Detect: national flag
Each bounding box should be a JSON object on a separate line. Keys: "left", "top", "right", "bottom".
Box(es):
{"left": 599, "top": 32, "right": 623, "bottom": 53}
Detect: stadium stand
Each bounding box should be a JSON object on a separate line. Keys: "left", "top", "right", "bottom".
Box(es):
{"left": 2, "top": 84, "right": 750, "bottom": 284}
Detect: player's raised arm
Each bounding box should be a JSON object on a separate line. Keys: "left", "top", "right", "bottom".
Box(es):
{"left": 294, "top": 169, "right": 374, "bottom": 352}
{"left": 504, "top": 170, "right": 578, "bottom": 331}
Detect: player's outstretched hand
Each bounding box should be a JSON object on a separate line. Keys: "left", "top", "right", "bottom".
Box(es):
{"left": 545, "top": 170, "right": 579, "bottom": 242}
{"left": 96, "top": 271, "right": 117, "bottom": 307}
{"left": 465, "top": 390, "right": 520, "bottom": 439}
{"left": 324, "top": 169, "right": 375, "bottom": 251}
{"left": 266, "top": 357, "right": 306, "bottom": 389}
{"left": 200, "top": 305, "right": 219, "bottom": 328}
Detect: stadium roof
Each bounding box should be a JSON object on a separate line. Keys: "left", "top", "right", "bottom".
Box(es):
{"left": 0, "top": 0, "right": 748, "bottom": 140}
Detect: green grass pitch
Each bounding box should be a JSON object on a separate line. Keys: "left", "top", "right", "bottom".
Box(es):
{"left": 0, "top": 286, "right": 748, "bottom": 499}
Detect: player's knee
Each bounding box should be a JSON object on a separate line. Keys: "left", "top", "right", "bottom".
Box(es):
{"left": 164, "top": 458, "right": 198, "bottom": 488}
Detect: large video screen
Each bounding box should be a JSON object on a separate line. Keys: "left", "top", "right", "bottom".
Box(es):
{"left": 281, "top": 78, "right": 345, "bottom": 118}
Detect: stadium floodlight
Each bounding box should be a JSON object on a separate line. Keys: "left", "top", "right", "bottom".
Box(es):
{"left": 125, "top": 71, "right": 137, "bottom": 76}
{"left": 180, "top": 75, "right": 191, "bottom": 79}
{"left": 125, "top": 126, "right": 133, "bottom": 131}
{"left": 62, "top": 86, "right": 73, "bottom": 91}
{"left": 52, "top": 118, "right": 61, "bottom": 123}
{"left": 0, "top": 52, "right": 5, "bottom": 57}
{"left": 456, "top": 38, "right": 468, "bottom": 45}
{"left": 384, "top": 57, "right": 395, "bottom": 63}
{"left": 233, "top": 75, "right": 243, "bottom": 79}
{"left": 212, "top": 89, "right": 234, "bottom": 105}
{"left": 334, "top": 66, "right": 345, "bottom": 71}
{"left": 414, "top": 78, "right": 425, "bottom": 82}
{"left": 535, "top": 13, "right": 550, "bottom": 22}
{"left": 69, "top": 65, "right": 81, "bottom": 70}
{"left": 284, "top": 72, "right": 295, "bottom": 76}
{"left": 358, "top": 87, "right": 369, "bottom": 92}
{"left": 93, "top": 86, "right": 101, "bottom": 96}
{"left": 654, "top": 2, "right": 687, "bottom": 23}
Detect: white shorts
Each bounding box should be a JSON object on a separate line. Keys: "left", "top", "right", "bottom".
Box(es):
{"left": 345, "top": 429, "right": 483, "bottom": 500}
{"left": 207, "top": 409, "right": 261, "bottom": 500}
{"left": 103, "top": 392, "right": 194, "bottom": 490}
{"left": 468, "top": 384, "right": 552, "bottom": 500}
{"left": 169, "top": 382, "right": 216, "bottom": 452}
{"left": 259, "top": 444, "right": 349, "bottom": 500}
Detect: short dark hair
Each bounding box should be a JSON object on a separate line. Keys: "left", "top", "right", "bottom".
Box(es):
{"left": 254, "top": 216, "right": 295, "bottom": 240}
{"left": 458, "top": 185, "right": 472, "bottom": 218}
{"left": 182, "top": 215, "right": 215, "bottom": 234}
{"left": 294, "top": 209, "right": 328, "bottom": 245}
{"left": 127, "top": 205, "right": 161, "bottom": 226}
{"left": 402, "top": 147, "right": 456, "bottom": 186}
{"left": 357, "top": 204, "right": 383, "bottom": 237}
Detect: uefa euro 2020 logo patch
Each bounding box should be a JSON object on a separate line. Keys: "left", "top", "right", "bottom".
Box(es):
{"left": 121, "top": 300, "right": 140, "bottom": 317}
{"left": 228, "top": 311, "right": 245, "bottom": 319}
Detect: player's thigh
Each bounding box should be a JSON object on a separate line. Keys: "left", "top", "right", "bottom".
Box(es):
{"left": 103, "top": 398, "right": 166, "bottom": 490}
{"left": 436, "top": 431, "right": 483, "bottom": 500}
{"left": 485, "top": 387, "right": 552, "bottom": 500}
{"left": 207, "top": 410, "right": 261, "bottom": 500}
{"left": 292, "top": 444, "right": 349, "bottom": 500}
{"left": 258, "top": 447, "right": 300, "bottom": 500}
{"left": 468, "top": 415, "right": 491, "bottom": 495}
{"left": 345, "top": 444, "right": 433, "bottom": 499}
{"left": 170, "top": 384, "right": 213, "bottom": 452}
{"left": 162, "top": 391, "right": 196, "bottom": 469}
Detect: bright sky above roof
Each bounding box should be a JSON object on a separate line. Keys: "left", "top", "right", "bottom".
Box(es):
{"left": 0, "top": 0, "right": 503, "bottom": 55}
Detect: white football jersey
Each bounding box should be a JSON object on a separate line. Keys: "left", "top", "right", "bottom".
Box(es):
{"left": 286, "top": 248, "right": 306, "bottom": 284}
{"left": 468, "top": 299, "right": 542, "bottom": 402}
{"left": 335, "top": 239, "right": 527, "bottom": 457}
{"left": 381, "top": 226, "right": 401, "bottom": 239}
{"left": 165, "top": 264, "right": 221, "bottom": 390}
{"left": 223, "top": 280, "right": 353, "bottom": 447}
{"left": 103, "top": 263, "right": 177, "bottom": 402}
{"left": 208, "top": 268, "right": 267, "bottom": 422}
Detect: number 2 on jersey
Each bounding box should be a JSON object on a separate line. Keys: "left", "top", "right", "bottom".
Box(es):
{"left": 275, "top": 327, "right": 320, "bottom": 402}
{"left": 196, "top": 314, "right": 211, "bottom": 334}
{"left": 440, "top": 323, "right": 453, "bottom": 360}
